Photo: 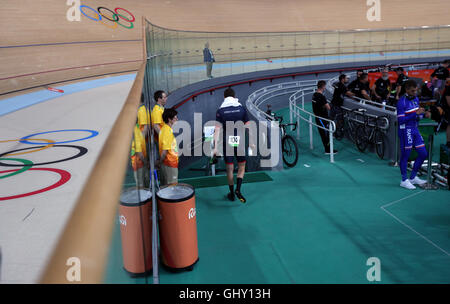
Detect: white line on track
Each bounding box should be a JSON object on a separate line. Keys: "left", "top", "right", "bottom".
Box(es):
{"left": 380, "top": 190, "right": 450, "bottom": 257}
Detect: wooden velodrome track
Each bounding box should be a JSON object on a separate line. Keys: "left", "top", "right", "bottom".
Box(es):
{"left": 0, "top": 0, "right": 449, "bottom": 284}
{"left": 1, "top": 0, "right": 450, "bottom": 96}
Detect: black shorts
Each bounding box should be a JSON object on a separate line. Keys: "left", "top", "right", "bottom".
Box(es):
{"left": 223, "top": 146, "right": 246, "bottom": 165}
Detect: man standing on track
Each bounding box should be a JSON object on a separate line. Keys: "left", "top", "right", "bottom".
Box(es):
{"left": 397, "top": 80, "right": 431, "bottom": 190}
{"left": 213, "top": 88, "right": 254, "bottom": 203}
{"left": 203, "top": 42, "right": 215, "bottom": 79}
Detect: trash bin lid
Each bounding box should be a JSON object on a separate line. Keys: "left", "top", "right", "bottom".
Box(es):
{"left": 156, "top": 183, "right": 195, "bottom": 203}
{"left": 120, "top": 188, "right": 152, "bottom": 206}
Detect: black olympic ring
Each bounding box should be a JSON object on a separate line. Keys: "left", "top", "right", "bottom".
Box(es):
{"left": 0, "top": 145, "right": 88, "bottom": 167}
{"left": 97, "top": 7, "right": 119, "bottom": 22}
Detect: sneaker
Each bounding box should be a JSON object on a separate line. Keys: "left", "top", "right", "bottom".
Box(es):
{"left": 235, "top": 190, "right": 246, "bottom": 203}
{"left": 409, "top": 176, "right": 427, "bottom": 185}
{"left": 227, "top": 192, "right": 235, "bottom": 201}
{"left": 325, "top": 150, "right": 338, "bottom": 155}
{"left": 400, "top": 179, "right": 416, "bottom": 190}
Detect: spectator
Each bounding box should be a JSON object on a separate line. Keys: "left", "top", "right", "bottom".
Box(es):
{"left": 312, "top": 80, "right": 337, "bottom": 154}
{"left": 440, "top": 77, "right": 450, "bottom": 147}
{"left": 397, "top": 79, "right": 431, "bottom": 189}
{"left": 131, "top": 119, "right": 149, "bottom": 188}
{"left": 158, "top": 108, "right": 179, "bottom": 186}
{"left": 430, "top": 59, "right": 450, "bottom": 100}
{"left": 348, "top": 72, "right": 371, "bottom": 100}
{"left": 203, "top": 42, "right": 215, "bottom": 79}
{"left": 394, "top": 67, "right": 409, "bottom": 100}
{"left": 213, "top": 88, "right": 254, "bottom": 203}
{"left": 372, "top": 68, "right": 391, "bottom": 103}
{"left": 330, "top": 74, "right": 354, "bottom": 120}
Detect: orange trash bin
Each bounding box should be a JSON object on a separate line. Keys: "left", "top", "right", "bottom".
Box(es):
{"left": 119, "top": 188, "right": 152, "bottom": 276}
{"left": 157, "top": 183, "right": 199, "bottom": 271}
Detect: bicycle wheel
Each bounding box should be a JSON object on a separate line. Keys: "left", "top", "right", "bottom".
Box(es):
{"left": 282, "top": 135, "right": 299, "bottom": 168}
{"left": 355, "top": 125, "right": 368, "bottom": 152}
{"left": 374, "top": 130, "right": 385, "bottom": 159}
{"left": 334, "top": 118, "right": 345, "bottom": 141}
{"left": 346, "top": 120, "right": 356, "bottom": 143}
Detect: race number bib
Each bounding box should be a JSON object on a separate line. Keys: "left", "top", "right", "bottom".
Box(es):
{"left": 228, "top": 136, "right": 240, "bottom": 147}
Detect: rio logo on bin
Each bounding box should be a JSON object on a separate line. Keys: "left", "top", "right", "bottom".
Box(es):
{"left": 188, "top": 208, "right": 196, "bottom": 220}
{"left": 66, "top": 0, "right": 136, "bottom": 30}
{"left": 119, "top": 215, "right": 127, "bottom": 226}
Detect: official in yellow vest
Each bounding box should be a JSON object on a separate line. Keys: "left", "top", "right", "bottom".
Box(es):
{"left": 158, "top": 108, "right": 179, "bottom": 186}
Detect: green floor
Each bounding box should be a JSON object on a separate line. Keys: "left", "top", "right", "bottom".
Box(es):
{"left": 104, "top": 106, "right": 450, "bottom": 284}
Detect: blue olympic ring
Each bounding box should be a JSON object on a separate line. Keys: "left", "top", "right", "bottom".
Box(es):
{"left": 79, "top": 5, "right": 102, "bottom": 21}
{"left": 19, "top": 129, "right": 99, "bottom": 145}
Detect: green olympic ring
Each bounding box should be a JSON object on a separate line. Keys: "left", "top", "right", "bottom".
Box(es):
{"left": 0, "top": 158, "right": 33, "bottom": 179}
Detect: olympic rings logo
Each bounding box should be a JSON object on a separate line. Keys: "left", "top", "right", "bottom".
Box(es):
{"left": 0, "top": 129, "right": 98, "bottom": 201}
{"left": 66, "top": 0, "right": 136, "bottom": 30}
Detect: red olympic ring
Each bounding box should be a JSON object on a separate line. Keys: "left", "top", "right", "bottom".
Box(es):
{"left": 79, "top": 5, "right": 135, "bottom": 29}
{"left": 114, "top": 8, "right": 135, "bottom": 22}
{"left": 0, "top": 168, "right": 71, "bottom": 201}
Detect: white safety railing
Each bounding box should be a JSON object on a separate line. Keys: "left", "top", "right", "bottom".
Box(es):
{"left": 246, "top": 79, "right": 341, "bottom": 163}
{"left": 288, "top": 87, "right": 337, "bottom": 163}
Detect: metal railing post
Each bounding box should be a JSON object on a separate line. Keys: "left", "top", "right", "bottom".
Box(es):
{"left": 389, "top": 121, "right": 399, "bottom": 167}
{"left": 329, "top": 122, "right": 334, "bottom": 163}
{"left": 309, "top": 115, "right": 313, "bottom": 150}
{"left": 297, "top": 105, "right": 300, "bottom": 140}
{"left": 422, "top": 133, "right": 439, "bottom": 190}
{"left": 290, "top": 100, "right": 293, "bottom": 125}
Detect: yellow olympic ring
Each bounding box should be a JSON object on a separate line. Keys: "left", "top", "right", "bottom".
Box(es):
{"left": 0, "top": 139, "right": 55, "bottom": 156}
{"left": 99, "top": 12, "right": 118, "bottom": 29}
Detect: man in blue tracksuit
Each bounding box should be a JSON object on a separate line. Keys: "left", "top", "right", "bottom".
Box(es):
{"left": 397, "top": 79, "right": 431, "bottom": 189}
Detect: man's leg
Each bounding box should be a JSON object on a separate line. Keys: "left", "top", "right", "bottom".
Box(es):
{"left": 316, "top": 118, "right": 330, "bottom": 152}
{"left": 235, "top": 160, "right": 247, "bottom": 203}
{"left": 225, "top": 159, "right": 235, "bottom": 201}
{"left": 409, "top": 131, "right": 428, "bottom": 183}
{"left": 206, "top": 62, "right": 212, "bottom": 78}
{"left": 398, "top": 128, "right": 416, "bottom": 189}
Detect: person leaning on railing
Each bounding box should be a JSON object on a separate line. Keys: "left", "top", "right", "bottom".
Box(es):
{"left": 371, "top": 68, "right": 391, "bottom": 103}
{"left": 312, "top": 80, "right": 337, "bottom": 155}
{"left": 430, "top": 59, "right": 450, "bottom": 100}
{"left": 158, "top": 108, "right": 179, "bottom": 186}
{"left": 330, "top": 74, "right": 354, "bottom": 121}
{"left": 441, "top": 78, "right": 450, "bottom": 147}
{"left": 348, "top": 72, "right": 371, "bottom": 101}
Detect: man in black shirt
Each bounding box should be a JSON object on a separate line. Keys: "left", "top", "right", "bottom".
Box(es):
{"left": 330, "top": 74, "right": 354, "bottom": 120}
{"left": 431, "top": 60, "right": 450, "bottom": 99}
{"left": 441, "top": 78, "right": 450, "bottom": 147}
{"left": 348, "top": 72, "right": 371, "bottom": 100}
{"left": 395, "top": 67, "right": 409, "bottom": 100}
{"left": 372, "top": 68, "right": 391, "bottom": 102}
{"left": 312, "top": 80, "right": 337, "bottom": 154}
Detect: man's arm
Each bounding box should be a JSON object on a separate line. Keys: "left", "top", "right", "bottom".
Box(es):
{"left": 372, "top": 82, "right": 380, "bottom": 99}
{"left": 153, "top": 124, "right": 161, "bottom": 135}
{"left": 361, "top": 89, "right": 371, "bottom": 100}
